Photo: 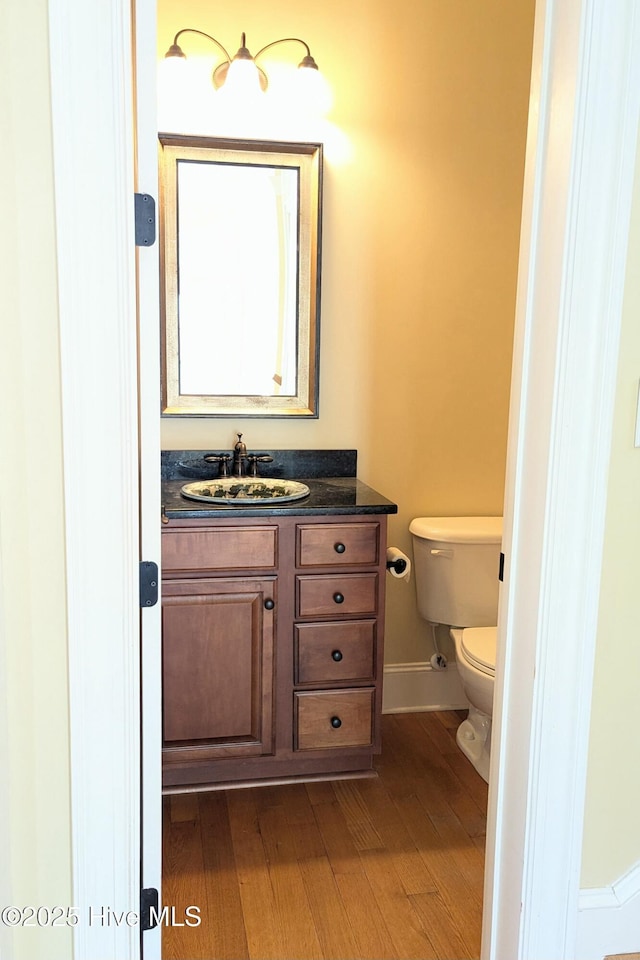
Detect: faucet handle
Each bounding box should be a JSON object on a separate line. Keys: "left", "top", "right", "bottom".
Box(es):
{"left": 246, "top": 455, "right": 274, "bottom": 478}
{"left": 203, "top": 453, "right": 231, "bottom": 477}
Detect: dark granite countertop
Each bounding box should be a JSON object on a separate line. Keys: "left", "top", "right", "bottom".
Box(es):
{"left": 162, "top": 476, "right": 397, "bottom": 519}
{"left": 161, "top": 449, "right": 397, "bottom": 519}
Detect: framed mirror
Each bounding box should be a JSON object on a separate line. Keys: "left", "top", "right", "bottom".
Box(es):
{"left": 158, "top": 134, "right": 322, "bottom": 417}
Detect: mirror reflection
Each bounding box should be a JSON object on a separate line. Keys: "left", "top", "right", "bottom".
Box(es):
{"left": 178, "top": 162, "right": 298, "bottom": 396}
{"left": 159, "top": 135, "right": 322, "bottom": 417}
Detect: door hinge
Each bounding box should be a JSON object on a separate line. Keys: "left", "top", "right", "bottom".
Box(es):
{"left": 499, "top": 552, "right": 505, "bottom": 582}
{"left": 140, "top": 560, "right": 159, "bottom": 607}
{"left": 134, "top": 193, "right": 156, "bottom": 247}
{"left": 140, "top": 887, "right": 159, "bottom": 932}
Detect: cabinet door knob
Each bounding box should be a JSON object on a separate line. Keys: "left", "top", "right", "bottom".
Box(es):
{"left": 264, "top": 598, "right": 275, "bottom": 610}
{"left": 334, "top": 542, "right": 346, "bottom": 554}
{"left": 333, "top": 592, "right": 344, "bottom": 604}
{"left": 330, "top": 716, "right": 342, "bottom": 729}
{"left": 331, "top": 649, "right": 343, "bottom": 662}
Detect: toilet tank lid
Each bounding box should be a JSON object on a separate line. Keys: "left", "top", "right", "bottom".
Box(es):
{"left": 409, "top": 516, "right": 503, "bottom": 543}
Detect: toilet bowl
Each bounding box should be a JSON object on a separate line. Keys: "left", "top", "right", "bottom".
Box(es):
{"left": 450, "top": 626, "right": 496, "bottom": 783}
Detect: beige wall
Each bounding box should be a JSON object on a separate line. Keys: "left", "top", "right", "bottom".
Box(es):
{"left": 0, "top": 1, "right": 73, "bottom": 957}
{"left": 157, "top": 0, "right": 535, "bottom": 663}
{"left": 581, "top": 131, "right": 640, "bottom": 889}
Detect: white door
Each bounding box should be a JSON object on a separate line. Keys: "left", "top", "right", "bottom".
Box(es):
{"left": 49, "top": 0, "right": 151, "bottom": 955}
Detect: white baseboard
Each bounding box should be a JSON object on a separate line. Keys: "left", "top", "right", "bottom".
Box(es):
{"left": 577, "top": 861, "right": 640, "bottom": 959}
{"left": 382, "top": 660, "right": 469, "bottom": 713}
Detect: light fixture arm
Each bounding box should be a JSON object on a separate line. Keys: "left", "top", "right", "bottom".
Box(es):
{"left": 254, "top": 37, "right": 311, "bottom": 60}
{"left": 254, "top": 37, "right": 319, "bottom": 71}
{"left": 168, "top": 28, "right": 232, "bottom": 64}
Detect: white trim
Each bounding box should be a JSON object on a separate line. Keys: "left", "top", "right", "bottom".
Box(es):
{"left": 48, "top": 0, "right": 142, "bottom": 957}
{"left": 484, "top": 3, "right": 640, "bottom": 960}
{"left": 612, "top": 864, "right": 640, "bottom": 908}
{"left": 576, "top": 862, "right": 640, "bottom": 960}
{"left": 0, "top": 544, "right": 11, "bottom": 958}
{"left": 382, "top": 661, "right": 468, "bottom": 714}
{"left": 579, "top": 862, "right": 640, "bottom": 912}
{"left": 133, "top": 1, "right": 163, "bottom": 958}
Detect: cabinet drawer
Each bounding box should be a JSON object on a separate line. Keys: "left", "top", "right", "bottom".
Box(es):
{"left": 295, "top": 620, "right": 376, "bottom": 684}
{"left": 297, "top": 522, "right": 380, "bottom": 567}
{"left": 162, "top": 525, "right": 277, "bottom": 574}
{"left": 294, "top": 688, "right": 374, "bottom": 750}
{"left": 296, "top": 574, "right": 378, "bottom": 618}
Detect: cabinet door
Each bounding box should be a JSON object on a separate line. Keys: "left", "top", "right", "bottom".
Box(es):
{"left": 162, "top": 577, "right": 275, "bottom": 761}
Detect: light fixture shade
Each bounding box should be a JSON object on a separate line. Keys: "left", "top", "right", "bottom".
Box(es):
{"left": 220, "top": 56, "right": 263, "bottom": 98}
{"left": 160, "top": 52, "right": 188, "bottom": 79}
{"left": 212, "top": 59, "right": 268, "bottom": 92}
{"left": 295, "top": 63, "right": 332, "bottom": 116}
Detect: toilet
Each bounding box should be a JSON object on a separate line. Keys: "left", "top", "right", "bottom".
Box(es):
{"left": 409, "top": 516, "right": 502, "bottom": 783}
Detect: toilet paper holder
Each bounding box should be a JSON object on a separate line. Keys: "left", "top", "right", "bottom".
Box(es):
{"left": 386, "top": 556, "right": 407, "bottom": 574}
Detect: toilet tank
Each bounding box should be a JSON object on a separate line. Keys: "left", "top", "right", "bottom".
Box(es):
{"left": 409, "top": 517, "right": 503, "bottom": 627}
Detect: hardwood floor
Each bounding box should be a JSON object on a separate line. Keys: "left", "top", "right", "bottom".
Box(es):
{"left": 162, "top": 711, "right": 487, "bottom": 960}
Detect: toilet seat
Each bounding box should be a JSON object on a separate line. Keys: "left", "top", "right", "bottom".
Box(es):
{"left": 460, "top": 626, "right": 496, "bottom": 676}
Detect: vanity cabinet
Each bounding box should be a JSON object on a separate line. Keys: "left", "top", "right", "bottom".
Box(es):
{"left": 161, "top": 513, "right": 388, "bottom": 791}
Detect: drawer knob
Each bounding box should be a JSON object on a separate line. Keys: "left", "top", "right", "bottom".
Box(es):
{"left": 264, "top": 598, "right": 275, "bottom": 610}
{"left": 331, "top": 649, "right": 343, "bottom": 662}
{"left": 334, "top": 542, "right": 346, "bottom": 554}
{"left": 330, "top": 716, "right": 342, "bottom": 729}
{"left": 333, "top": 592, "right": 345, "bottom": 604}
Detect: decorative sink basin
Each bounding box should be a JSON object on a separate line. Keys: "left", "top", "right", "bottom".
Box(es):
{"left": 181, "top": 477, "right": 310, "bottom": 505}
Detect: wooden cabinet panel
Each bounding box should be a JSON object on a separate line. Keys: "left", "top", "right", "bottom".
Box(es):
{"left": 162, "top": 525, "right": 277, "bottom": 575}
{"left": 296, "top": 573, "right": 378, "bottom": 618}
{"left": 294, "top": 688, "right": 374, "bottom": 750}
{"left": 297, "top": 522, "right": 380, "bottom": 567}
{"left": 162, "top": 578, "right": 274, "bottom": 760}
{"left": 295, "top": 620, "right": 376, "bottom": 684}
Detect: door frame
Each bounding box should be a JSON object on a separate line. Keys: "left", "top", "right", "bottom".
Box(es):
{"left": 47, "top": 1, "right": 639, "bottom": 959}
{"left": 133, "top": 0, "right": 163, "bottom": 957}
{"left": 483, "top": 3, "right": 640, "bottom": 958}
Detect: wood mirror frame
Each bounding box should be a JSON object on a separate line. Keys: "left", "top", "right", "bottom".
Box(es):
{"left": 158, "top": 134, "right": 322, "bottom": 418}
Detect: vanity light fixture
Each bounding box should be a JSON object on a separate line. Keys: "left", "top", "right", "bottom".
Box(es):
{"left": 164, "top": 29, "right": 329, "bottom": 111}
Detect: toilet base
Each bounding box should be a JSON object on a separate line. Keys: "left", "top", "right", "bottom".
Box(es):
{"left": 456, "top": 705, "right": 491, "bottom": 783}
